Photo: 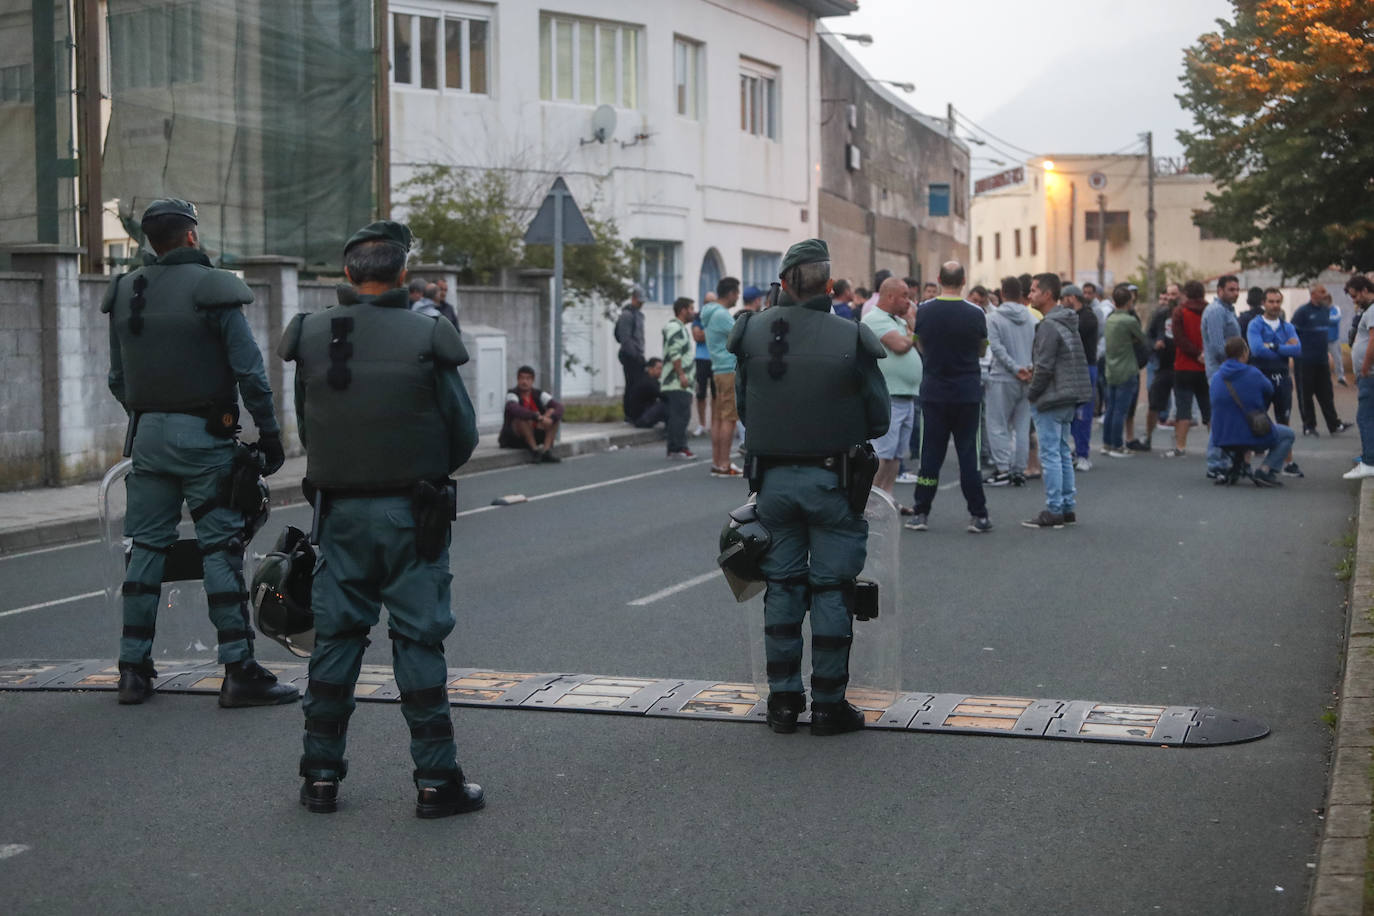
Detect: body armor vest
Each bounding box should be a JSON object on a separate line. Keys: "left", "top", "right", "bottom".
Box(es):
{"left": 105, "top": 255, "right": 242, "bottom": 411}
{"left": 735, "top": 302, "right": 872, "bottom": 457}
{"left": 294, "top": 292, "right": 450, "bottom": 489}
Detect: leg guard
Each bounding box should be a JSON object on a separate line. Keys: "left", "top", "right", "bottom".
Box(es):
{"left": 762, "top": 576, "right": 808, "bottom": 694}
{"left": 120, "top": 545, "right": 168, "bottom": 666}
{"left": 809, "top": 581, "right": 856, "bottom": 703}
{"left": 301, "top": 627, "right": 370, "bottom": 779}
{"left": 391, "top": 629, "right": 459, "bottom": 785}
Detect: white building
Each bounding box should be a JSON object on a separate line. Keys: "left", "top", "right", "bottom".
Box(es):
{"left": 385, "top": 0, "right": 856, "bottom": 396}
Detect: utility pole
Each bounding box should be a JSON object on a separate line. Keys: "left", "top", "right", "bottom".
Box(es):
{"left": 76, "top": 0, "right": 103, "bottom": 271}
{"left": 1096, "top": 193, "right": 1107, "bottom": 292}
{"left": 1145, "top": 131, "right": 1157, "bottom": 309}
{"left": 32, "top": 0, "right": 59, "bottom": 244}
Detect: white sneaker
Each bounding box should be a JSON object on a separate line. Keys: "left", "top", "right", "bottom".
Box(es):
{"left": 1073, "top": 457, "right": 1092, "bottom": 472}
{"left": 690, "top": 425, "right": 706, "bottom": 437}
{"left": 1342, "top": 462, "right": 1374, "bottom": 480}
{"left": 1107, "top": 448, "right": 1132, "bottom": 458}
{"left": 896, "top": 471, "right": 919, "bottom": 484}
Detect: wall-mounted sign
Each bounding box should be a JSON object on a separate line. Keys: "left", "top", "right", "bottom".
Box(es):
{"left": 973, "top": 166, "right": 1025, "bottom": 195}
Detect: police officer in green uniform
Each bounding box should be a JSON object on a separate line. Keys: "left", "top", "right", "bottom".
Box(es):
{"left": 727, "top": 239, "right": 891, "bottom": 735}
{"left": 279, "top": 220, "right": 483, "bottom": 817}
{"left": 104, "top": 198, "right": 297, "bottom": 708}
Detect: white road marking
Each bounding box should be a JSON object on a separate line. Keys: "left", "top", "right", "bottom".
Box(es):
{"left": 460, "top": 462, "right": 699, "bottom": 519}
{"left": 0, "top": 844, "right": 32, "bottom": 860}
{"left": 0, "top": 538, "right": 101, "bottom": 562}
{"left": 0, "top": 591, "right": 103, "bottom": 619}
{"left": 628, "top": 571, "right": 720, "bottom": 606}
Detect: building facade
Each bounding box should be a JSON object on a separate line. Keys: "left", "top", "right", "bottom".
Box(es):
{"left": 387, "top": 0, "right": 855, "bottom": 396}
{"left": 970, "top": 154, "right": 1241, "bottom": 293}
{"left": 816, "top": 33, "right": 969, "bottom": 291}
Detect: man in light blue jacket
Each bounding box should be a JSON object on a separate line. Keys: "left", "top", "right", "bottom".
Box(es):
{"left": 984, "top": 285, "right": 1038, "bottom": 485}
{"left": 1201, "top": 275, "right": 1242, "bottom": 476}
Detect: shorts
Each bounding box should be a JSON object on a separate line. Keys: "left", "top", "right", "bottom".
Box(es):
{"left": 695, "top": 359, "right": 714, "bottom": 401}
{"left": 1172, "top": 369, "right": 1210, "bottom": 424}
{"left": 1148, "top": 367, "right": 1174, "bottom": 412}
{"left": 713, "top": 372, "right": 738, "bottom": 423}
{"left": 871, "top": 397, "right": 916, "bottom": 459}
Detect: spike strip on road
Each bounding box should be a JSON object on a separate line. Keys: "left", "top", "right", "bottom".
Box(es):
{"left": 0, "top": 659, "right": 1269, "bottom": 747}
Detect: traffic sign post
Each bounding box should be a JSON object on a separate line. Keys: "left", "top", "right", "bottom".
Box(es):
{"left": 524, "top": 177, "right": 595, "bottom": 400}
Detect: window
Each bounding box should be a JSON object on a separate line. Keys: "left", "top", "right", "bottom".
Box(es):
{"left": 1194, "top": 210, "right": 1219, "bottom": 240}
{"left": 928, "top": 183, "right": 951, "bottom": 218}
{"left": 0, "top": 64, "right": 32, "bottom": 103}
{"left": 674, "top": 37, "right": 701, "bottom": 119}
{"left": 539, "top": 14, "right": 640, "bottom": 108}
{"left": 1085, "top": 210, "right": 1130, "bottom": 242}
{"left": 739, "top": 59, "right": 777, "bottom": 139}
{"left": 635, "top": 241, "right": 680, "bottom": 305}
{"left": 994, "top": 232, "right": 1001, "bottom": 259}
{"left": 976, "top": 236, "right": 983, "bottom": 263}
{"left": 109, "top": 3, "right": 202, "bottom": 91}
{"left": 393, "top": 6, "right": 491, "bottom": 95}
{"left": 1030, "top": 226, "right": 1037, "bottom": 256}
{"left": 1014, "top": 229, "right": 1022, "bottom": 258}
{"left": 742, "top": 250, "right": 781, "bottom": 290}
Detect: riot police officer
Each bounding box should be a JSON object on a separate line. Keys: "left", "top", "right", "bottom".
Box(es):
{"left": 104, "top": 198, "right": 296, "bottom": 708}
{"left": 279, "top": 220, "right": 483, "bottom": 817}
{"left": 727, "top": 239, "right": 891, "bottom": 735}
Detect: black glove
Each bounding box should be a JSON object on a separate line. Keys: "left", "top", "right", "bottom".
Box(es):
{"left": 257, "top": 433, "right": 285, "bottom": 476}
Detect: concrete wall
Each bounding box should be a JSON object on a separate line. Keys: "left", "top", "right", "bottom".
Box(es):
{"left": 0, "top": 247, "right": 532, "bottom": 491}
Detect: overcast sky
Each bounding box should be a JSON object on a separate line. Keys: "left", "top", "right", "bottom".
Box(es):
{"left": 834, "top": 0, "right": 1235, "bottom": 175}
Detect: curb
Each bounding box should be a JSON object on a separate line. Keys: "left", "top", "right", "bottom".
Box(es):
{"left": 0, "top": 427, "right": 664, "bottom": 555}
{"left": 1308, "top": 479, "right": 1374, "bottom": 915}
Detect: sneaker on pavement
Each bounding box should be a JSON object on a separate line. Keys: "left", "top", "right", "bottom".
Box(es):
{"left": 1107, "top": 448, "right": 1132, "bottom": 458}
{"left": 1125, "top": 439, "right": 1150, "bottom": 452}
{"left": 667, "top": 448, "right": 695, "bottom": 460}
{"left": 967, "top": 516, "right": 993, "bottom": 534}
{"left": 1205, "top": 468, "right": 1222, "bottom": 480}
{"left": 1062, "top": 510, "right": 1077, "bottom": 525}
{"left": 1161, "top": 448, "right": 1186, "bottom": 458}
{"left": 1332, "top": 422, "right": 1351, "bottom": 434}
{"left": 896, "top": 471, "right": 919, "bottom": 485}
{"left": 1010, "top": 473, "right": 1027, "bottom": 487}
{"left": 690, "top": 425, "right": 707, "bottom": 437}
{"left": 904, "top": 513, "right": 929, "bottom": 531}
{"left": 1021, "top": 510, "right": 1065, "bottom": 529}
{"left": 1282, "top": 462, "right": 1304, "bottom": 478}
{"left": 1099, "top": 446, "right": 1114, "bottom": 456}
{"left": 539, "top": 449, "right": 562, "bottom": 463}
{"left": 1303, "top": 427, "right": 1319, "bottom": 437}
{"left": 710, "top": 464, "right": 743, "bottom": 478}
{"left": 1252, "top": 468, "right": 1284, "bottom": 487}
{"left": 1338, "top": 377, "right": 1349, "bottom": 387}
{"left": 1073, "top": 457, "right": 1093, "bottom": 472}
{"left": 1343, "top": 462, "right": 1374, "bottom": 480}
{"left": 984, "top": 470, "right": 1012, "bottom": 487}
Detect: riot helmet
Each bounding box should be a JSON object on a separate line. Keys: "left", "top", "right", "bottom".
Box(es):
{"left": 251, "top": 525, "right": 315, "bottom": 657}
{"left": 717, "top": 500, "right": 771, "bottom": 602}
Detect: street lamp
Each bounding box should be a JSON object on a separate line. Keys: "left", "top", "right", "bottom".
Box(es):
{"left": 866, "top": 79, "right": 915, "bottom": 93}
{"left": 821, "top": 30, "right": 875, "bottom": 46}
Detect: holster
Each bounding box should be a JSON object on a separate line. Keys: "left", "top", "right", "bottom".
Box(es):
{"left": 841, "top": 443, "right": 879, "bottom": 513}
{"left": 412, "top": 479, "right": 457, "bottom": 562}
{"left": 220, "top": 442, "right": 265, "bottom": 516}
{"left": 204, "top": 401, "right": 241, "bottom": 439}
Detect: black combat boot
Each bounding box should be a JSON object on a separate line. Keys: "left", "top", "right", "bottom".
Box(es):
{"left": 765, "top": 691, "right": 806, "bottom": 734}
{"left": 299, "top": 778, "right": 340, "bottom": 814}
{"left": 219, "top": 658, "right": 301, "bottom": 708}
{"left": 415, "top": 770, "right": 485, "bottom": 819}
{"left": 809, "top": 700, "right": 866, "bottom": 736}
{"left": 117, "top": 661, "right": 156, "bottom": 705}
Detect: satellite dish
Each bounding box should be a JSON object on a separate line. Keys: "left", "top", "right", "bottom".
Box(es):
{"left": 590, "top": 105, "right": 617, "bottom": 144}
{"left": 1088, "top": 171, "right": 1108, "bottom": 190}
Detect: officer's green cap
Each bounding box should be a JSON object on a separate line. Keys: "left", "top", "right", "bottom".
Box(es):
{"left": 140, "top": 198, "right": 198, "bottom": 225}
{"left": 343, "top": 220, "right": 412, "bottom": 255}
{"left": 778, "top": 238, "right": 830, "bottom": 276}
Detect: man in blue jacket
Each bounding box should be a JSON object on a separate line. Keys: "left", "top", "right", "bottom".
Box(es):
{"left": 1246, "top": 287, "right": 1304, "bottom": 476}
{"left": 1209, "top": 336, "right": 1297, "bottom": 487}
{"left": 1291, "top": 284, "right": 1348, "bottom": 436}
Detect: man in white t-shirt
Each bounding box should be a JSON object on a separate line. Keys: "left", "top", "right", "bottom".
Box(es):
{"left": 1341, "top": 276, "right": 1374, "bottom": 478}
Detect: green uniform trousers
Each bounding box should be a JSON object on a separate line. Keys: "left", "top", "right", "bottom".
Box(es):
{"left": 755, "top": 465, "right": 868, "bottom": 703}
{"left": 120, "top": 413, "right": 252, "bottom": 668}
{"left": 301, "top": 494, "right": 460, "bottom": 787}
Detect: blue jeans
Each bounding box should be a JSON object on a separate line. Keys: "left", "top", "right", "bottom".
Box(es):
{"left": 1103, "top": 380, "right": 1137, "bottom": 448}
{"left": 1033, "top": 405, "right": 1077, "bottom": 514}
{"left": 1259, "top": 424, "right": 1297, "bottom": 473}
{"left": 1072, "top": 365, "right": 1096, "bottom": 457}
{"left": 1358, "top": 376, "right": 1374, "bottom": 464}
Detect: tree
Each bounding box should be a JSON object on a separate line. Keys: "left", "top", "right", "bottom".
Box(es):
{"left": 400, "top": 166, "right": 524, "bottom": 283}
{"left": 524, "top": 212, "right": 638, "bottom": 319}
{"left": 1178, "top": 1, "right": 1374, "bottom": 278}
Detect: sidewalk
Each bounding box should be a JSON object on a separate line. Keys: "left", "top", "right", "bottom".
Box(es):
{"left": 0, "top": 422, "right": 662, "bottom": 554}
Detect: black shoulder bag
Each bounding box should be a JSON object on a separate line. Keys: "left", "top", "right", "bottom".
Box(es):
{"left": 1224, "top": 379, "right": 1273, "bottom": 438}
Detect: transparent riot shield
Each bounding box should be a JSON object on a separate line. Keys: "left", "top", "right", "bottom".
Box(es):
{"left": 99, "top": 460, "right": 218, "bottom": 662}
{"left": 740, "top": 487, "right": 902, "bottom": 712}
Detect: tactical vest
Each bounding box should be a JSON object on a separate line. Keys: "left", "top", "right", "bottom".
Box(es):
{"left": 102, "top": 250, "right": 246, "bottom": 411}
{"left": 287, "top": 289, "right": 452, "bottom": 490}
{"left": 734, "top": 301, "right": 873, "bottom": 457}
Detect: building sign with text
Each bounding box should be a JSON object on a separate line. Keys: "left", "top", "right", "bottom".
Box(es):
{"left": 974, "top": 166, "right": 1025, "bottom": 195}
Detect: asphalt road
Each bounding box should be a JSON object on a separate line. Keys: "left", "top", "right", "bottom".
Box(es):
{"left": 0, "top": 412, "right": 1362, "bottom": 915}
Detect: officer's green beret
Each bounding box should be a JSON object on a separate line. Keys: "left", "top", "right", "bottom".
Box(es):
{"left": 343, "top": 220, "right": 412, "bottom": 255}
{"left": 140, "top": 198, "right": 198, "bottom": 225}
{"left": 778, "top": 238, "right": 830, "bottom": 276}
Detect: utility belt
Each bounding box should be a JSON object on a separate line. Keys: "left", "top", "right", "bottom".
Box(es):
{"left": 123, "top": 401, "right": 240, "bottom": 456}
{"left": 746, "top": 444, "right": 879, "bottom": 513}
{"left": 306, "top": 477, "right": 457, "bottom": 561}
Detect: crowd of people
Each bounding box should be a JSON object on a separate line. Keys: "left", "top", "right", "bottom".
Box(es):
{"left": 616, "top": 256, "right": 1374, "bottom": 528}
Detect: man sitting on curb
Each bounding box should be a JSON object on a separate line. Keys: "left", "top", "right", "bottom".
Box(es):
{"left": 1209, "top": 337, "right": 1296, "bottom": 487}
{"left": 498, "top": 365, "right": 563, "bottom": 463}
{"left": 625, "top": 358, "right": 667, "bottom": 429}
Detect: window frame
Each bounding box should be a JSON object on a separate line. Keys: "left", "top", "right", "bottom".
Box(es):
{"left": 928, "top": 183, "right": 951, "bottom": 218}
{"left": 976, "top": 235, "right": 983, "bottom": 263}
{"left": 1029, "top": 225, "right": 1037, "bottom": 256}
{"left": 673, "top": 36, "right": 702, "bottom": 120}
{"left": 994, "top": 232, "right": 1001, "bottom": 259}
{"left": 739, "top": 58, "right": 778, "bottom": 140}
{"left": 1014, "top": 228, "right": 1022, "bottom": 258}
{"left": 392, "top": 2, "right": 492, "bottom": 97}
{"left": 1084, "top": 210, "right": 1131, "bottom": 242}
{"left": 634, "top": 240, "right": 681, "bottom": 306}
{"left": 539, "top": 13, "right": 641, "bottom": 109}
{"left": 741, "top": 249, "right": 782, "bottom": 290}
